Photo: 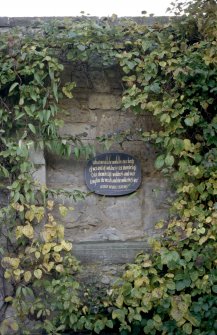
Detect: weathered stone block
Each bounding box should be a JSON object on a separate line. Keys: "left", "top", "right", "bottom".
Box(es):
{"left": 59, "top": 98, "right": 90, "bottom": 123}
{"left": 88, "top": 93, "right": 122, "bottom": 110}
{"left": 29, "top": 147, "right": 45, "bottom": 165}
{"left": 97, "top": 111, "right": 159, "bottom": 137}
{"left": 89, "top": 70, "right": 111, "bottom": 93}
{"left": 58, "top": 123, "right": 97, "bottom": 140}
{"left": 142, "top": 178, "right": 171, "bottom": 233}
{"left": 32, "top": 165, "right": 46, "bottom": 185}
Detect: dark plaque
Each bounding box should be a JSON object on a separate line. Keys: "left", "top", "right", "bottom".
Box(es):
{"left": 85, "top": 152, "right": 141, "bottom": 196}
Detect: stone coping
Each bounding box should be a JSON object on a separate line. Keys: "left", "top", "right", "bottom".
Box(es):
{"left": 0, "top": 16, "right": 170, "bottom": 27}
{"left": 73, "top": 240, "right": 151, "bottom": 264}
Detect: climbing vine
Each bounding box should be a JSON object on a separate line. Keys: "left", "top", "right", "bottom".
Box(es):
{"left": 0, "top": 0, "right": 217, "bottom": 334}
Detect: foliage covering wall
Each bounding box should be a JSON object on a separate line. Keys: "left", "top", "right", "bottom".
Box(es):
{"left": 0, "top": 0, "right": 217, "bottom": 334}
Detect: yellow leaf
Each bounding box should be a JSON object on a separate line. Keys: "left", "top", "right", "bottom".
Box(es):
{"left": 4, "top": 296, "right": 13, "bottom": 302}
{"left": 43, "top": 261, "right": 54, "bottom": 272}
{"left": 22, "top": 224, "right": 34, "bottom": 239}
{"left": 155, "top": 220, "right": 164, "bottom": 229}
{"left": 59, "top": 205, "right": 68, "bottom": 217}
{"left": 15, "top": 226, "right": 23, "bottom": 239}
{"left": 43, "top": 253, "right": 50, "bottom": 263}
{"left": 54, "top": 245, "right": 63, "bottom": 252}
{"left": 57, "top": 225, "right": 64, "bottom": 239}
{"left": 55, "top": 264, "right": 64, "bottom": 272}
{"left": 134, "top": 278, "right": 145, "bottom": 288}
{"left": 61, "top": 240, "right": 72, "bottom": 251}
{"left": 13, "top": 269, "right": 22, "bottom": 276}
{"left": 42, "top": 243, "right": 52, "bottom": 255}
{"left": 35, "top": 207, "right": 45, "bottom": 223}
{"left": 205, "top": 216, "right": 212, "bottom": 223}
{"left": 165, "top": 273, "right": 174, "bottom": 278}
{"left": 24, "top": 271, "right": 32, "bottom": 282}
{"left": 82, "top": 305, "right": 88, "bottom": 314}
{"left": 10, "top": 258, "right": 20, "bottom": 269}
{"left": 47, "top": 200, "right": 54, "bottom": 210}
{"left": 143, "top": 260, "right": 152, "bottom": 268}
{"left": 25, "top": 210, "right": 35, "bottom": 222}
{"left": 35, "top": 251, "right": 41, "bottom": 259}
{"left": 34, "top": 269, "right": 42, "bottom": 279}
{"left": 11, "top": 321, "right": 19, "bottom": 331}
{"left": 116, "top": 295, "right": 124, "bottom": 308}
{"left": 52, "top": 253, "right": 63, "bottom": 262}
{"left": 27, "top": 247, "right": 36, "bottom": 253}
{"left": 48, "top": 214, "right": 55, "bottom": 223}
{"left": 183, "top": 139, "right": 192, "bottom": 151}
{"left": 4, "top": 270, "right": 11, "bottom": 279}
{"left": 199, "top": 235, "right": 208, "bottom": 245}
{"left": 12, "top": 203, "right": 24, "bottom": 212}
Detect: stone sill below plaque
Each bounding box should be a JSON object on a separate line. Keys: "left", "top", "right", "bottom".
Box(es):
{"left": 73, "top": 240, "right": 151, "bottom": 264}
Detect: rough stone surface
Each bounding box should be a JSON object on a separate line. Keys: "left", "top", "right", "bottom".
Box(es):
{"left": 29, "top": 148, "right": 46, "bottom": 185}
{"left": 44, "top": 63, "right": 172, "bottom": 255}
{"left": 88, "top": 93, "right": 122, "bottom": 110}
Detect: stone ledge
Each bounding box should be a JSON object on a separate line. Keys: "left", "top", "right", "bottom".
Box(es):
{"left": 73, "top": 240, "right": 150, "bottom": 264}
{"left": 0, "top": 16, "right": 170, "bottom": 28}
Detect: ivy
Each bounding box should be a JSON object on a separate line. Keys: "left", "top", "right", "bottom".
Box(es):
{"left": 0, "top": 0, "right": 217, "bottom": 334}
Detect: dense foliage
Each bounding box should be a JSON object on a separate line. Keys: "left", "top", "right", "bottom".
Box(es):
{"left": 0, "top": 0, "right": 217, "bottom": 334}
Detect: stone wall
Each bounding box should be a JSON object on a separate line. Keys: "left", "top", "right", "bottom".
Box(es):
{"left": 0, "top": 17, "right": 172, "bottom": 285}
{"left": 47, "top": 63, "right": 172, "bottom": 269}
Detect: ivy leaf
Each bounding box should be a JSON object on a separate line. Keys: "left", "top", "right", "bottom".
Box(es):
{"left": 184, "top": 117, "right": 194, "bottom": 126}
{"left": 106, "top": 320, "right": 113, "bottom": 329}
{"left": 183, "top": 322, "right": 192, "bottom": 334}
{"left": 22, "top": 224, "right": 34, "bottom": 239}
{"left": 28, "top": 123, "right": 36, "bottom": 134}
{"left": 10, "top": 322, "right": 19, "bottom": 332}
{"left": 155, "top": 155, "right": 165, "bottom": 169}
{"left": 77, "top": 44, "right": 86, "bottom": 51}
{"left": 52, "top": 82, "right": 58, "bottom": 102}
{"left": 74, "top": 147, "right": 80, "bottom": 159}
{"left": 9, "top": 82, "right": 19, "bottom": 93}
{"left": 34, "top": 269, "right": 42, "bottom": 279}
{"left": 165, "top": 154, "right": 175, "bottom": 167}
{"left": 24, "top": 271, "right": 32, "bottom": 282}
{"left": 212, "top": 285, "right": 217, "bottom": 293}
{"left": 94, "top": 320, "right": 105, "bottom": 334}
{"left": 183, "top": 139, "right": 192, "bottom": 151}
{"left": 59, "top": 205, "right": 68, "bottom": 217}
{"left": 61, "top": 240, "right": 72, "bottom": 251}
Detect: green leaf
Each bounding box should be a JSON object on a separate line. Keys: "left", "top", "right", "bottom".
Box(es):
{"left": 28, "top": 123, "right": 36, "bottom": 134}
{"left": 165, "top": 154, "right": 175, "bottom": 167}
{"left": 69, "top": 313, "right": 78, "bottom": 325}
{"left": 155, "top": 155, "right": 165, "bottom": 169}
{"left": 9, "top": 82, "right": 19, "bottom": 93}
{"left": 74, "top": 147, "right": 80, "bottom": 159}
{"left": 183, "top": 322, "right": 192, "bottom": 334}
{"left": 52, "top": 82, "right": 58, "bottom": 102}
{"left": 212, "top": 285, "right": 217, "bottom": 293}
{"left": 184, "top": 117, "right": 194, "bottom": 126}
{"left": 106, "top": 320, "right": 113, "bottom": 329}
{"left": 77, "top": 44, "right": 86, "bottom": 51}
{"left": 0, "top": 165, "right": 9, "bottom": 177}
{"left": 94, "top": 320, "right": 105, "bottom": 334}
{"left": 15, "top": 112, "right": 25, "bottom": 120}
